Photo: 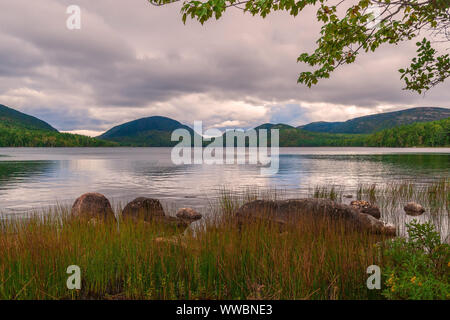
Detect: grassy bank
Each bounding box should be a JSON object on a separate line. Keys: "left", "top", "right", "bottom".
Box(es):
{"left": 0, "top": 182, "right": 448, "bottom": 300}
{"left": 0, "top": 210, "right": 387, "bottom": 300}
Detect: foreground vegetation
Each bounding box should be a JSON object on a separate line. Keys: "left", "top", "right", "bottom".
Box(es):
{"left": 382, "top": 220, "right": 449, "bottom": 299}
{"left": 0, "top": 180, "right": 448, "bottom": 300}
{"left": 0, "top": 208, "right": 387, "bottom": 300}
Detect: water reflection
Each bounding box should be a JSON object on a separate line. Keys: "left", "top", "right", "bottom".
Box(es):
{"left": 0, "top": 148, "right": 447, "bottom": 217}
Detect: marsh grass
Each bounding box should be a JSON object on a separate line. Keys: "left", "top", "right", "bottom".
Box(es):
{"left": 0, "top": 194, "right": 386, "bottom": 300}
{"left": 310, "top": 178, "right": 449, "bottom": 239}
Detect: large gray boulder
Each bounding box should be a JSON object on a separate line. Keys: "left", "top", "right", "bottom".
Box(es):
{"left": 235, "top": 198, "right": 395, "bottom": 236}
{"left": 71, "top": 193, "right": 115, "bottom": 221}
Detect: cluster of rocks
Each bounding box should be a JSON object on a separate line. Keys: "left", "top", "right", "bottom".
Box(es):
{"left": 70, "top": 192, "right": 427, "bottom": 237}
{"left": 71, "top": 193, "right": 202, "bottom": 232}
{"left": 350, "top": 200, "right": 381, "bottom": 219}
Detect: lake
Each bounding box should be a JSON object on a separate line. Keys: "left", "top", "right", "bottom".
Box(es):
{"left": 0, "top": 147, "right": 448, "bottom": 235}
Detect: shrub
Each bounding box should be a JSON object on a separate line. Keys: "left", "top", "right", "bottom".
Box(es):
{"left": 381, "top": 220, "right": 449, "bottom": 300}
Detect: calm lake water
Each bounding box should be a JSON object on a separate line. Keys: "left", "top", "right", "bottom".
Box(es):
{"left": 0, "top": 148, "right": 448, "bottom": 225}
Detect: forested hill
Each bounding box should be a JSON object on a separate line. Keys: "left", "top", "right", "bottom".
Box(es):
{"left": 253, "top": 118, "right": 449, "bottom": 147}
{"left": 98, "top": 116, "right": 195, "bottom": 147}
{"left": 364, "top": 118, "right": 449, "bottom": 147}
{"left": 298, "top": 107, "right": 450, "bottom": 134}
{"left": 0, "top": 104, "right": 115, "bottom": 147}
{"left": 0, "top": 104, "right": 57, "bottom": 131}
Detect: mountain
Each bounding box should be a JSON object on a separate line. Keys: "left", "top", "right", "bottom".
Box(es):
{"left": 98, "top": 107, "right": 449, "bottom": 147}
{"left": 98, "top": 116, "right": 195, "bottom": 146}
{"left": 3, "top": 103, "right": 444, "bottom": 148}
{"left": 298, "top": 107, "right": 450, "bottom": 134}
{"left": 0, "top": 104, "right": 57, "bottom": 131}
{"left": 0, "top": 104, "right": 115, "bottom": 147}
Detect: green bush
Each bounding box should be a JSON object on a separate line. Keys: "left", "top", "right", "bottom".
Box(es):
{"left": 382, "top": 220, "right": 450, "bottom": 300}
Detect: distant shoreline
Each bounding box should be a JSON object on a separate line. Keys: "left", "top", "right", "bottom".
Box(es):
{"left": 1, "top": 146, "right": 449, "bottom": 149}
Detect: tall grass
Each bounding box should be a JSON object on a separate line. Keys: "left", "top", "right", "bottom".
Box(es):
{"left": 0, "top": 197, "right": 386, "bottom": 300}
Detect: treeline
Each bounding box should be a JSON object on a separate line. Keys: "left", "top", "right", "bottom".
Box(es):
{"left": 275, "top": 118, "right": 449, "bottom": 147}
{"left": 1, "top": 118, "right": 448, "bottom": 148}
{"left": 0, "top": 125, "right": 116, "bottom": 147}
{"left": 246, "top": 118, "right": 449, "bottom": 147}
{"left": 278, "top": 129, "right": 366, "bottom": 147}
{"left": 364, "top": 118, "right": 449, "bottom": 147}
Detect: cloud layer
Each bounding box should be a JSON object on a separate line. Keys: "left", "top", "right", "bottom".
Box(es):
{"left": 0, "top": 0, "right": 448, "bottom": 135}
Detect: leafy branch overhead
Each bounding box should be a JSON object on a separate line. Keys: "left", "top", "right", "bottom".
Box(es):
{"left": 148, "top": 0, "right": 450, "bottom": 93}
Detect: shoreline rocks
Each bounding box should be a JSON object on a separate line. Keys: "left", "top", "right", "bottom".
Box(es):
{"left": 71, "top": 192, "right": 115, "bottom": 221}
{"left": 350, "top": 200, "right": 381, "bottom": 219}
{"left": 122, "top": 197, "right": 165, "bottom": 221}
{"left": 70, "top": 193, "right": 396, "bottom": 236}
{"left": 235, "top": 198, "right": 396, "bottom": 236}
{"left": 121, "top": 197, "right": 201, "bottom": 233}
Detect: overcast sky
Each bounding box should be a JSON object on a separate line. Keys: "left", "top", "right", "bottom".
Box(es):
{"left": 0, "top": 0, "right": 449, "bottom": 136}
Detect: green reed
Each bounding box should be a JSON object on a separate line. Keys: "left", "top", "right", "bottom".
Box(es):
{"left": 314, "top": 178, "right": 449, "bottom": 240}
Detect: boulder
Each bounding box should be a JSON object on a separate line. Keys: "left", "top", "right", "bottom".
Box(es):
{"left": 71, "top": 193, "right": 115, "bottom": 221}
{"left": 350, "top": 200, "right": 381, "bottom": 219}
{"left": 235, "top": 198, "right": 395, "bottom": 235}
{"left": 404, "top": 202, "right": 425, "bottom": 216}
{"left": 176, "top": 208, "right": 203, "bottom": 221}
{"left": 122, "top": 197, "right": 165, "bottom": 221}
{"left": 236, "top": 198, "right": 360, "bottom": 222}
{"left": 357, "top": 213, "right": 396, "bottom": 236}
{"left": 121, "top": 198, "right": 192, "bottom": 233}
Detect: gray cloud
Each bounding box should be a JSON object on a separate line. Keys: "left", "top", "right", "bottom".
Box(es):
{"left": 0, "top": 0, "right": 448, "bottom": 134}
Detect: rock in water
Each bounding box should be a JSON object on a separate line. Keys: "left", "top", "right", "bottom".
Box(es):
{"left": 350, "top": 200, "right": 381, "bottom": 219}
{"left": 71, "top": 193, "right": 115, "bottom": 221}
{"left": 176, "top": 208, "right": 203, "bottom": 221}
{"left": 236, "top": 198, "right": 395, "bottom": 236}
{"left": 122, "top": 197, "right": 165, "bottom": 221}
{"left": 404, "top": 202, "right": 425, "bottom": 216}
